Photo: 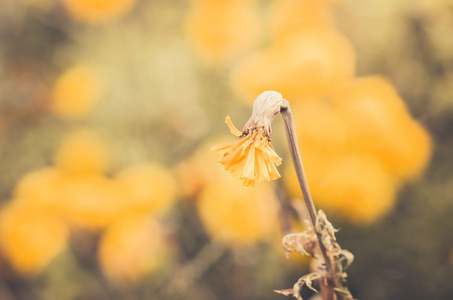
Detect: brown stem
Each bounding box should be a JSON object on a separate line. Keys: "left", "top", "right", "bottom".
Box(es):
{"left": 280, "top": 105, "right": 344, "bottom": 300}
{"left": 320, "top": 279, "right": 335, "bottom": 300}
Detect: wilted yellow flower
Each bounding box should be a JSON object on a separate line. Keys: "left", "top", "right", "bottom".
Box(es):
{"left": 98, "top": 215, "right": 170, "bottom": 283}
{"left": 212, "top": 91, "right": 286, "bottom": 187}
{"left": 61, "top": 0, "right": 136, "bottom": 23}
{"left": 55, "top": 129, "right": 110, "bottom": 175}
{"left": 114, "top": 163, "right": 177, "bottom": 216}
{"left": 211, "top": 116, "right": 282, "bottom": 187}
{"left": 51, "top": 64, "right": 102, "bottom": 119}
{"left": 0, "top": 202, "right": 69, "bottom": 275}
{"left": 197, "top": 173, "right": 280, "bottom": 245}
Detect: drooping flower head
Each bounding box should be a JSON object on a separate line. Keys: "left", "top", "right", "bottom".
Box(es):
{"left": 211, "top": 91, "right": 286, "bottom": 187}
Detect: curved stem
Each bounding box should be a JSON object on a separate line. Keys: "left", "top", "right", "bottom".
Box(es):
{"left": 280, "top": 105, "right": 343, "bottom": 300}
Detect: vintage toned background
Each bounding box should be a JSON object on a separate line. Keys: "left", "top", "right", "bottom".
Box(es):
{"left": 0, "top": 0, "right": 452, "bottom": 299}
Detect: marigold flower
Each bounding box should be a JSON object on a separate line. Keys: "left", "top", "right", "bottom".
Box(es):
{"left": 114, "top": 163, "right": 177, "bottom": 216}
{"left": 211, "top": 91, "right": 285, "bottom": 187}
{"left": 55, "top": 129, "right": 110, "bottom": 175}
{"left": 284, "top": 152, "right": 397, "bottom": 225}
{"left": 176, "top": 138, "right": 222, "bottom": 198}
{"left": 0, "top": 202, "right": 69, "bottom": 275}
{"left": 98, "top": 215, "right": 170, "bottom": 283}
{"left": 269, "top": 0, "right": 333, "bottom": 39}
{"left": 333, "top": 76, "right": 432, "bottom": 180}
{"left": 14, "top": 168, "right": 66, "bottom": 209}
{"left": 51, "top": 64, "right": 102, "bottom": 120}
{"left": 56, "top": 174, "right": 125, "bottom": 229}
{"left": 61, "top": 0, "right": 136, "bottom": 23}
{"left": 197, "top": 174, "right": 280, "bottom": 245}
{"left": 290, "top": 99, "right": 348, "bottom": 154}
{"left": 185, "top": 1, "right": 259, "bottom": 65}
{"left": 231, "top": 26, "right": 355, "bottom": 102}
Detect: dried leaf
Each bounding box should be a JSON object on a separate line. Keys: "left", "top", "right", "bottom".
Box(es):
{"left": 282, "top": 231, "right": 318, "bottom": 258}
{"left": 274, "top": 288, "right": 295, "bottom": 297}
{"left": 336, "top": 249, "right": 354, "bottom": 272}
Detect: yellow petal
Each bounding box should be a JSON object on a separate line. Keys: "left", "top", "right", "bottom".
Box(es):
{"left": 225, "top": 116, "right": 242, "bottom": 137}
{"left": 256, "top": 151, "right": 271, "bottom": 182}
{"left": 267, "top": 163, "right": 281, "bottom": 180}
{"left": 210, "top": 136, "right": 249, "bottom": 154}
{"left": 242, "top": 145, "right": 256, "bottom": 180}
{"left": 243, "top": 178, "right": 255, "bottom": 187}
{"left": 221, "top": 139, "right": 253, "bottom": 168}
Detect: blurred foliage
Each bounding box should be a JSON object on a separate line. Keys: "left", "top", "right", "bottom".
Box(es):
{"left": 0, "top": 0, "right": 452, "bottom": 300}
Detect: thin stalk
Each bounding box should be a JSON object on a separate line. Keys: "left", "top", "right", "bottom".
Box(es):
{"left": 280, "top": 105, "right": 343, "bottom": 300}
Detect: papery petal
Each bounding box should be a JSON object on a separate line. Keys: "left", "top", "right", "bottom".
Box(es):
{"left": 228, "top": 151, "right": 248, "bottom": 180}
{"left": 211, "top": 137, "right": 248, "bottom": 154}
{"left": 242, "top": 178, "right": 255, "bottom": 187}
{"left": 262, "top": 144, "right": 282, "bottom": 165}
{"left": 221, "top": 139, "right": 253, "bottom": 168}
{"left": 242, "top": 144, "right": 256, "bottom": 180}
{"left": 267, "top": 162, "right": 281, "bottom": 180}
{"left": 225, "top": 116, "right": 242, "bottom": 137}
{"left": 253, "top": 131, "right": 267, "bottom": 149}
{"left": 256, "top": 150, "right": 271, "bottom": 182}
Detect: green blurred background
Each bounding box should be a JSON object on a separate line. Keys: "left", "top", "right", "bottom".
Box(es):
{"left": 0, "top": 0, "right": 452, "bottom": 299}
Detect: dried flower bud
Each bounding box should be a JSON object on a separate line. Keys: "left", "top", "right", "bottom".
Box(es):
{"left": 242, "top": 91, "right": 288, "bottom": 137}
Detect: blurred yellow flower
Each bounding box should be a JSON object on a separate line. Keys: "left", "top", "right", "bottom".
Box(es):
{"left": 291, "top": 99, "right": 348, "bottom": 154}
{"left": 231, "top": 27, "right": 355, "bottom": 102}
{"left": 114, "top": 163, "right": 177, "bottom": 216}
{"left": 281, "top": 76, "right": 432, "bottom": 225}
{"left": 55, "top": 129, "right": 110, "bottom": 175}
{"left": 185, "top": 1, "right": 259, "bottom": 65}
{"left": 188, "top": 0, "right": 254, "bottom": 5}
{"left": 211, "top": 116, "right": 282, "bottom": 187}
{"left": 61, "top": 0, "right": 136, "bottom": 23}
{"left": 98, "top": 215, "right": 170, "bottom": 283}
{"left": 176, "top": 155, "right": 212, "bottom": 198}
{"left": 333, "top": 76, "right": 432, "bottom": 180}
{"left": 197, "top": 173, "right": 280, "bottom": 245}
{"left": 284, "top": 152, "right": 397, "bottom": 225}
{"left": 14, "top": 168, "right": 66, "bottom": 210}
{"left": 57, "top": 174, "right": 124, "bottom": 229}
{"left": 0, "top": 202, "right": 69, "bottom": 275}
{"left": 51, "top": 64, "right": 102, "bottom": 120}
{"left": 385, "top": 120, "right": 432, "bottom": 180}
{"left": 269, "top": 0, "right": 333, "bottom": 39}
{"left": 176, "top": 136, "right": 237, "bottom": 198}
